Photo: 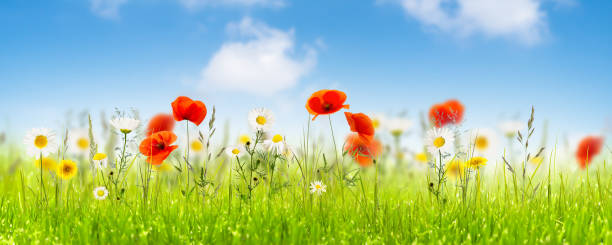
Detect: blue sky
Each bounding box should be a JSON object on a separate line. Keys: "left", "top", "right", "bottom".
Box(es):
{"left": 1, "top": 0, "right": 611, "bottom": 146}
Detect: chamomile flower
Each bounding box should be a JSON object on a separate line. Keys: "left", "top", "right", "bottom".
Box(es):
{"left": 24, "top": 128, "right": 58, "bottom": 157}
{"left": 248, "top": 108, "right": 274, "bottom": 132}
{"left": 425, "top": 127, "right": 455, "bottom": 156}
{"left": 57, "top": 159, "right": 78, "bottom": 180}
{"left": 499, "top": 120, "right": 524, "bottom": 138}
{"left": 468, "top": 128, "right": 498, "bottom": 157}
{"left": 110, "top": 117, "right": 140, "bottom": 134}
{"left": 93, "top": 153, "right": 108, "bottom": 169}
{"left": 369, "top": 113, "right": 386, "bottom": 130}
{"left": 93, "top": 186, "right": 109, "bottom": 200}
{"left": 264, "top": 134, "right": 285, "bottom": 153}
{"left": 69, "top": 128, "right": 90, "bottom": 156}
{"left": 186, "top": 132, "right": 205, "bottom": 156}
{"left": 310, "top": 181, "right": 327, "bottom": 195}
{"left": 414, "top": 152, "right": 429, "bottom": 165}
{"left": 225, "top": 145, "right": 245, "bottom": 158}
{"left": 385, "top": 117, "right": 413, "bottom": 137}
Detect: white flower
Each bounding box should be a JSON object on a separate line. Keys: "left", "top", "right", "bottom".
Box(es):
{"left": 93, "top": 186, "right": 109, "bottom": 200}
{"left": 185, "top": 132, "right": 205, "bottom": 156}
{"left": 69, "top": 128, "right": 90, "bottom": 156}
{"left": 369, "top": 113, "right": 387, "bottom": 130}
{"left": 499, "top": 120, "right": 524, "bottom": 138}
{"left": 110, "top": 117, "right": 140, "bottom": 134}
{"left": 24, "top": 128, "right": 58, "bottom": 157}
{"left": 248, "top": 108, "right": 275, "bottom": 132}
{"left": 225, "top": 145, "right": 245, "bottom": 158}
{"left": 425, "top": 127, "right": 455, "bottom": 156}
{"left": 93, "top": 153, "right": 108, "bottom": 169}
{"left": 310, "top": 181, "right": 327, "bottom": 195}
{"left": 264, "top": 134, "right": 285, "bottom": 153}
{"left": 468, "top": 128, "right": 499, "bottom": 156}
{"left": 385, "top": 117, "right": 413, "bottom": 137}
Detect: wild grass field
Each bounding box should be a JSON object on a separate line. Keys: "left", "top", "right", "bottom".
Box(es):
{"left": 0, "top": 93, "right": 610, "bottom": 244}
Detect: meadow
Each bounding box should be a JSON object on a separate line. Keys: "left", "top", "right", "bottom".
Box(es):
{"left": 0, "top": 92, "right": 609, "bottom": 244}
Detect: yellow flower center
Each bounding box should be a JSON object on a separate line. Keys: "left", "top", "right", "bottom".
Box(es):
{"left": 97, "top": 190, "right": 105, "bottom": 197}
{"left": 272, "top": 134, "right": 283, "bottom": 143}
{"left": 415, "top": 153, "right": 428, "bottom": 163}
{"left": 93, "top": 153, "right": 107, "bottom": 161}
{"left": 391, "top": 129, "right": 403, "bottom": 137}
{"left": 433, "top": 137, "right": 445, "bottom": 148}
{"left": 529, "top": 156, "right": 543, "bottom": 165}
{"left": 256, "top": 116, "right": 267, "bottom": 125}
{"left": 77, "top": 137, "right": 89, "bottom": 150}
{"left": 191, "top": 141, "right": 203, "bottom": 152}
{"left": 475, "top": 136, "right": 488, "bottom": 150}
{"left": 372, "top": 119, "right": 380, "bottom": 129}
{"left": 34, "top": 135, "right": 48, "bottom": 149}
{"left": 231, "top": 148, "right": 240, "bottom": 155}
{"left": 315, "top": 184, "right": 321, "bottom": 189}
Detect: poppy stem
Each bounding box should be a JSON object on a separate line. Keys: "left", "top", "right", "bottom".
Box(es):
{"left": 328, "top": 116, "right": 344, "bottom": 203}
{"left": 185, "top": 121, "right": 190, "bottom": 199}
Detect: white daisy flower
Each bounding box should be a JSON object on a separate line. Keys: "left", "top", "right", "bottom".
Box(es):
{"left": 425, "top": 127, "right": 455, "bottom": 156}
{"left": 248, "top": 108, "right": 275, "bottom": 132}
{"left": 385, "top": 117, "right": 413, "bottom": 137}
{"left": 110, "top": 117, "right": 140, "bottom": 134}
{"left": 310, "top": 181, "right": 327, "bottom": 195}
{"left": 499, "top": 120, "right": 524, "bottom": 138}
{"left": 93, "top": 186, "right": 109, "bottom": 200}
{"left": 225, "top": 145, "right": 245, "bottom": 158}
{"left": 264, "top": 134, "right": 285, "bottom": 153}
{"left": 185, "top": 132, "right": 205, "bottom": 156}
{"left": 369, "top": 113, "right": 387, "bottom": 130}
{"left": 468, "top": 128, "right": 499, "bottom": 157}
{"left": 69, "top": 128, "right": 90, "bottom": 156}
{"left": 93, "top": 152, "right": 108, "bottom": 169}
{"left": 24, "top": 128, "right": 58, "bottom": 157}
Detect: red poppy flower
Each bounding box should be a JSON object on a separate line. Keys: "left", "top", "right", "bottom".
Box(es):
{"left": 146, "top": 113, "right": 175, "bottom": 136}
{"left": 429, "top": 99, "right": 465, "bottom": 128}
{"left": 139, "top": 131, "right": 179, "bottom": 165}
{"left": 171, "top": 96, "right": 207, "bottom": 126}
{"left": 575, "top": 136, "right": 604, "bottom": 169}
{"left": 344, "top": 133, "right": 382, "bottom": 167}
{"left": 345, "top": 112, "right": 375, "bottom": 143}
{"left": 306, "top": 90, "right": 350, "bottom": 120}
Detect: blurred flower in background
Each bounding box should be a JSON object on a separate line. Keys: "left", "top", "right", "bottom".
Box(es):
{"left": 575, "top": 136, "right": 604, "bottom": 169}
{"left": 499, "top": 120, "right": 524, "bottom": 139}
{"left": 69, "top": 128, "right": 90, "bottom": 156}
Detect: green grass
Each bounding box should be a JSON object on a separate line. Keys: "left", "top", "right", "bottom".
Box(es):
{"left": 0, "top": 148, "right": 610, "bottom": 244}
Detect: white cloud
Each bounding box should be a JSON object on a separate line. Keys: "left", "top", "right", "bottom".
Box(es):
{"left": 201, "top": 17, "right": 317, "bottom": 95}
{"left": 396, "top": 0, "right": 549, "bottom": 44}
{"left": 179, "top": 0, "right": 284, "bottom": 10}
{"left": 90, "top": 0, "right": 127, "bottom": 19}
